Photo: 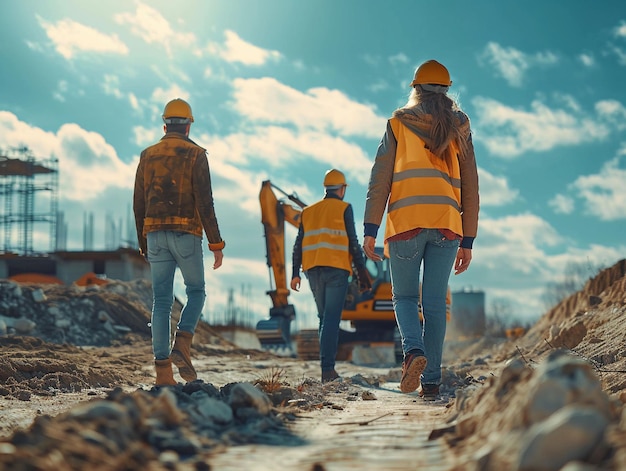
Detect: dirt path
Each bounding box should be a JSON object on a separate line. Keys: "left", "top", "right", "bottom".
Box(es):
{"left": 208, "top": 381, "right": 453, "bottom": 471}
{"left": 189, "top": 352, "right": 455, "bottom": 470}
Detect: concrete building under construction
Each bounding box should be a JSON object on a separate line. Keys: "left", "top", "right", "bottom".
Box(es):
{"left": 0, "top": 146, "right": 148, "bottom": 284}
{"left": 0, "top": 147, "right": 58, "bottom": 255}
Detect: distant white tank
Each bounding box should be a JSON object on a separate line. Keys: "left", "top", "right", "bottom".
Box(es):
{"left": 449, "top": 289, "right": 486, "bottom": 340}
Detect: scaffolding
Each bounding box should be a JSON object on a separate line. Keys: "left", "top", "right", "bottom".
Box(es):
{"left": 0, "top": 147, "right": 59, "bottom": 255}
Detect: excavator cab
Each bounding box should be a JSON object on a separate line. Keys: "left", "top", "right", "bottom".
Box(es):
{"left": 337, "top": 247, "right": 397, "bottom": 355}
{"left": 344, "top": 246, "right": 391, "bottom": 311}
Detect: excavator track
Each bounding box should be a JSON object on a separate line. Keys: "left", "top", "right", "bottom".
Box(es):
{"left": 296, "top": 329, "right": 319, "bottom": 360}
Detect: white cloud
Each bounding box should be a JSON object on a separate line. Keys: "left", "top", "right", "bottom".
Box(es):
{"left": 610, "top": 44, "right": 626, "bottom": 65}
{"left": 479, "top": 42, "right": 558, "bottom": 87}
{"left": 132, "top": 126, "right": 160, "bottom": 147}
{"left": 231, "top": 77, "right": 386, "bottom": 139}
{"left": 389, "top": 53, "right": 409, "bottom": 66}
{"left": 201, "top": 126, "right": 373, "bottom": 187}
{"left": 579, "top": 53, "right": 595, "bottom": 67}
{"left": 462, "top": 212, "right": 618, "bottom": 314}
{"left": 472, "top": 96, "right": 610, "bottom": 158}
{"left": 148, "top": 85, "right": 191, "bottom": 120}
{"left": 614, "top": 21, "right": 626, "bottom": 38}
{"left": 37, "top": 16, "right": 128, "bottom": 60}
{"left": 0, "top": 111, "right": 59, "bottom": 158}
{"left": 0, "top": 111, "right": 136, "bottom": 202}
{"left": 129, "top": 93, "right": 139, "bottom": 110}
{"left": 595, "top": 99, "right": 626, "bottom": 130}
{"left": 476, "top": 212, "right": 563, "bottom": 272}
{"left": 207, "top": 159, "right": 264, "bottom": 215}
{"left": 570, "top": 151, "right": 626, "bottom": 221}
{"left": 53, "top": 80, "right": 68, "bottom": 102}
{"left": 207, "top": 30, "right": 282, "bottom": 66}
{"left": 548, "top": 194, "right": 575, "bottom": 214}
{"left": 102, "top": 76, "right": 147, "bottom": 115}
{"left": 151, "top": 85, "right": 190, "bottom": 104}
{"left": 476, "top": 168, "right": 519, "bottom": 206}
{"left": 368, "top": 79, "right": 389, "bottom": 93}
{"left": 56, "top": 124, "right": 137, "bottom": 199}
{"left": 362, "top": 54, "right": 381, "bottom": 67}
{"left": 454, "top": 212, "right": 563, "bottom": 317}
{"left": 114, "top": 2, "right": 195, "bottom": 57}
{"left": 103, "top": 75, "right": 123, "bottom": 99}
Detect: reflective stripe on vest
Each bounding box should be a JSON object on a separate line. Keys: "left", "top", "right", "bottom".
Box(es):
{"left": 301, "top": 199, "right": 352, "bottom": 273}
{"left": 385, "top": 118, "right": 463, "bottom": 241}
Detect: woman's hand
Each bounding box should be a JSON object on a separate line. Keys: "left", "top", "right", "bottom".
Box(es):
{"left": 363, "top": 236, "right": 382, "bottom": 262}
{"left": 454, "top": 248, "right": 472, "bottom": 275}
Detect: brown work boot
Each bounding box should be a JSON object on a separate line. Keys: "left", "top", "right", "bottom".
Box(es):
{"left": 171, "top": 330, "right": 197, "bottom": 382}
{"left": 154, "top": 358, "right": 177, "bottom": 386}
{"left": 400, "top": 352, "right": 427, "bottom": 393}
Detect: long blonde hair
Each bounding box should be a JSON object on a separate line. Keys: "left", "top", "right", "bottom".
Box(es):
{"left": 403, "top": 85, "right": 470, "bottom": 160}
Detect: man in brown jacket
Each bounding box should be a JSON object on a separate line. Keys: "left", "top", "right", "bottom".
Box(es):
{"left": 133, "top": 98, "right": 225, "bottom": 386}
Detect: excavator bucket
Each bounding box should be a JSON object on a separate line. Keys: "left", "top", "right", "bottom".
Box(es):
{"left": 255, "top": 304, "right": 296, "bottom": 354}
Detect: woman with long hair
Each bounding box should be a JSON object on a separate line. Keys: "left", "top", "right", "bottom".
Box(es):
{"left": 363, "top": 60, "right": 479, "bottom": 400}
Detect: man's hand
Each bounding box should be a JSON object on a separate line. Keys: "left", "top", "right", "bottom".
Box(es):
{"left": 454, "top": 248, "right": 472, "bottom": 275}
{"left": 290, "top": 277, "right": 301, "bottom": 292}
{"left": 212, "top": 250, "right": 223, "bottom": 270}
{"left": 363, "top": 236, "right": 382, "bottom": 261}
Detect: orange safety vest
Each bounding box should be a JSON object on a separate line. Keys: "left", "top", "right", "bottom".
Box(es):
{"left": 384, "top": 118, "right": 463, "bottom": 243}
{"left": 301, "top": 198, "right": 352, "bottom": 273}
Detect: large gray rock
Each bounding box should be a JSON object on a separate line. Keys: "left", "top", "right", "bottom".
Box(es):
{"left": 517, "top": 406, "right": 608, "bottom": 471}
{"left": 524, "top": 350, "right": 611, "bottom": 425}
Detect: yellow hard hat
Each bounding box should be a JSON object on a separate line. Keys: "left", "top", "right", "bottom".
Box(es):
{"left": 410, "top": 60, "right": 452, "bottom": 87}
{"left": 162, "top": 98, "right": 194, "bottom": 124}
{"left": 323, "top": 169, "right": 347, "bottom": 188}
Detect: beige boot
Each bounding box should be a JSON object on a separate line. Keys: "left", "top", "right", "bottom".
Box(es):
{"left": 154, "top": 358, "right": 177, "bottom": 386}
{"left": 171, "top": 330, "right": 197, "bottom": 382}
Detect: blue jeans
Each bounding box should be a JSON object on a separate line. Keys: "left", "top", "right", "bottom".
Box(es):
{"left": 147, "top": 231, "right": 206, "bottom": 360}
{"left": 306, "top": 267, "right": 349, "bottom": 372}
{"left": 388, "top": 229, "right": 459, "bottom": 384}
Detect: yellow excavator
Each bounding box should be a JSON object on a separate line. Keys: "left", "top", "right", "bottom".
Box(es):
{"left": 255, "top": 180, "right": 398, "bottom": 360}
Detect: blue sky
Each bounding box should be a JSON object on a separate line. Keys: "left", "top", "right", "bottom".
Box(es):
{"left": 1, "top": 0, "right": 625, "bottom": 327}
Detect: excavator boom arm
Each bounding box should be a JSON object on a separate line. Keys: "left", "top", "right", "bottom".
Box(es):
{"left": 259, "top": 180, "right": 304, "bottom": 307}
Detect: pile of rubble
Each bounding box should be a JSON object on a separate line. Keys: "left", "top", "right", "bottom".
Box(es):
{"left": 0, "top": 380, "right": 305, "bottom": 470}
{"left": 0, "top": 278, "right": 227, "bottom": 347}
{"left": 0, "top": 279, "right": 154, "bottom": 345}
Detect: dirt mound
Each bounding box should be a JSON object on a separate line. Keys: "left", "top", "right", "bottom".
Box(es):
{"left": 0, "top": 278, "right": 237, "bottom": 402}
{"left": 502, "top": 259, "right": 626, "bottom": 393}
{"left": 526, "top": 258, "right": 626, "bottom": 350}
{"left": 440, "top": 259, "right": 626, "bottom": 469}
{"left": 0, "top": 336, "right": 151, "bottom": 401}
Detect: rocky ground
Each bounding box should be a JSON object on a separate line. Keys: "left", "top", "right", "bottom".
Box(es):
{"left": 0, "top": 260, "right": 625, "bottom": 470}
